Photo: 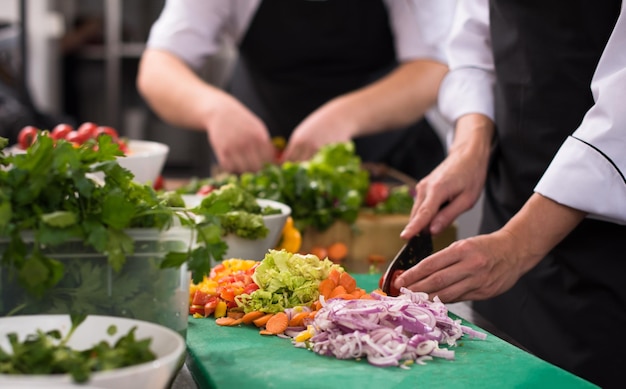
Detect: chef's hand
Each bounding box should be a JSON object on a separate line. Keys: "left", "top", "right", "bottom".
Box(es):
{"left": 281, "top": 99, "right": 356, "bottom": 162}
{"left": 395, "top": 193, "right": 587, "bottom": 303}
{"left": 206, "top": 95, "right": 276, "bottom": 174}
{"left": 400, "top": 114, "right": 493, "bottom": 238}
{"left": 393, "top": 231, "right": 525, "bottom": 303}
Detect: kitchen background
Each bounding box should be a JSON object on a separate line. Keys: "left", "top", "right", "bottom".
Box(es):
{"left": 0, "top": 0, "right": 482, "bottom": 239}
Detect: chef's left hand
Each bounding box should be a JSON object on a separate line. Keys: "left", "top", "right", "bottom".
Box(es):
{"left": 281, "top": 99, "right": 356, "bottom": 162}
{"left": 393, "top": 230, "right": 526, "bottom": 303}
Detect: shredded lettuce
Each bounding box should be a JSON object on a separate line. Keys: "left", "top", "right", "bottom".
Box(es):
{"left": 238, "top": 249, "right": 341, "bottom": 313}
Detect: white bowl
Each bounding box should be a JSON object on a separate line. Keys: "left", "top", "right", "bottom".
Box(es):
{"left": 116, "top": 140, "right": 169, "bottom": 185}
{"left": 182, "top": 196, "right": 291, "bottom": 261}
{"left": 0, "top": 315, "right": 186, "bottom": 389}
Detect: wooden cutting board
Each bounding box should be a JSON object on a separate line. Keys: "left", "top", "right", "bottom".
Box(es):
{"left": 300, "top": 211, "right": 457, "bottom": 273}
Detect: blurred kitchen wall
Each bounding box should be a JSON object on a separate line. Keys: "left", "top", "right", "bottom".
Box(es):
{"left": 0, "top": 0, "right": 235, "bottom": 177}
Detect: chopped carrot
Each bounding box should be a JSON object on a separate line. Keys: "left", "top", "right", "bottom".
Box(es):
{"left": 241, "top": 310, "right": 265, "bottom": 325}
{"left": 307, "top": 311, "right": 318, "bottom": 320}
{"left": 312, "top": 300, "right": 323, "bottom": 311}
{"left": 288, "top": 311, "right": 310, "bottom": 327}
{"left": 229, "top": 318, "right": 243, "bottom": 326}
{"left": 359, "top": 293, "right": 374, "bottom": 300}
{"left": 367, "top": 254, "right": 387, "bottom": 263}
{"left": 329, "top": 285, "right": 348, "bottom": 299}
{"left": 327, "top": 268, "right": 341, "bottom": 285}
{"left": 339, "top": 272, "right": 357, "bottom": 293}
{"left": 215, "top": 317, "right": 238, "bottom": 326}
{"left": 310, "top": 246, "right": 329, "bottom": 260}
{"left": 264, "top": 312, "right": 289, "bottom": 335}
{"left": 227, "top": 310, "right": 244, "bottom": 320}
{"left": 350, "top": 288, "right": 366, "bottom": 298}
{"left": 259, "top": 329, "right": 274, "bottom": 336}
{"left": 253, "top": 313, "right": 274, "bottom": 327}
{"left": 318, "top": 278, "right": 336, "bottom": 300}
{"left": 327, "top": 242, "right": 348, "bottom": 263}
{"left": 333, "top": 293, "right": 356, "bottom": 300}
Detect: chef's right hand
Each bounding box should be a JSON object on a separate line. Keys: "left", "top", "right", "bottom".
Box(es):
{"left": 205, "top": 95, "right": 275, "bottom": 174}
{"left": 400, "top": 114, "right": 493, "bottom": 238}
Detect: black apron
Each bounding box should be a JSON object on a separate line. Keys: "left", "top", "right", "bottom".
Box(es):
{"left": 474, "top": 1, "right": 626, "bottom": 387}
{"left": 228, "top": 0, "right": 445, "bottom": 180}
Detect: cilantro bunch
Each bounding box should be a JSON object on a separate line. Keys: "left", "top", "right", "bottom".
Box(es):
{"left": 0, "top": 135, "right": 224, "bottom": 299}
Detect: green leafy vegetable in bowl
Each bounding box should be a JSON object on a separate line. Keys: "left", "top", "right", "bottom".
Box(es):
{"left": 192, "top": 183, "right": 281, "bottom": 240}
{"left": 177, "top": 142, "right": 369, "bottom": 232}
{"left": 0, "top": 314, "right": 155, "bottom": 383}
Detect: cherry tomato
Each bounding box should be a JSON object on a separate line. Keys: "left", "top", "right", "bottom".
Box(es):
{"left": 388, "top": 269, "right": 405, "bottom": 297}
{"left": 117, "top": 139, "right": 129, "bottom": 154}
{"left": 153, "top": 175, "right": 165, "bottom": 191}
{"left": 196, "top": 184, "right": 215, "bottom": 196}
{"left": 65, "top": 131, "right": 83, "bottom": 144}
{"left": 76, "top": 122, "right": 99, "bottom": 142}
{"left": 95, "top": 125, "right": 119, "bottom": 140}
{"left": 378, "top": 269, "right": 405, "bottom": 296}
{"left": 50, "top": 124, "right": 73, "bottom": 140}
{"left": 365, "top": 182, "right": 390, "bottom": 207}
{"left": 18, "top": 126, "right": 38, "bottom": 149}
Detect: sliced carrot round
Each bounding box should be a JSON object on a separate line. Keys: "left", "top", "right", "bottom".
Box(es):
{"left": 264, "top": 312, "right": 289, "bottom": 335}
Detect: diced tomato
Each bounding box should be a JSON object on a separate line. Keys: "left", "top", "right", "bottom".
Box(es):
{"left": 204, "top": 297, "right": 219, "bottom": 317}
{"left": 220, "top": 288, "right": 236, "bottom": 302}
{"left": 189, "top": 305, "right": 204, "bottom": 316}
{"left": 191, "top": 290, "right": 212, "bottom": 306}
{"left": 243, "top": 283, "right": 260, "bottom": 295}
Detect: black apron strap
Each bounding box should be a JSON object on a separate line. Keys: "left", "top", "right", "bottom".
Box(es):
{"left": 476, "top": 1, "right": 625, "bottom": 387}
{"left": 228, "top": 0, "right": 444, "bottom": 179}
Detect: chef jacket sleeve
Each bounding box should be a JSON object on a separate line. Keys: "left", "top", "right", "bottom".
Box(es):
{"left": 145, "top": 0, "right": 236, "bottom": 71}
{"left": 385, "top": 0, "right": 456, "bottom": 64}
{"left": 534, "top": 4, "right": 626, "bottom": 225}
{"left": 437, "top": 0, "right": 495, "bottom": 125}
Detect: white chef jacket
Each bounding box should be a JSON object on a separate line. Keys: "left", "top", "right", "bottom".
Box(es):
{"left": 145, "top": 0, "right": 458, "bottom": 141}
{"left": 439, "top": 0, "right": 626, "bottom": 225}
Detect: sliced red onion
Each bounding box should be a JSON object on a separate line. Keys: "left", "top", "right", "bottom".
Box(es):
{"left": 292, "top": 287, "right": 486, "bottom": 368}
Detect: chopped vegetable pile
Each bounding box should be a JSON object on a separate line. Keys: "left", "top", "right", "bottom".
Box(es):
{"left": 192, "top": 250, "right": 486, "bottom": 369}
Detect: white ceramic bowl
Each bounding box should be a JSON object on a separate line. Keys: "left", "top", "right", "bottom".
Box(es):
{"left": 183, "top": 196, "right": 291, "bottom": 261}
{"left": 0, "top": 315, "right": 186, "bottom": 389}
{"left": 116, "top": 140, "right": 169, "bottom": 185}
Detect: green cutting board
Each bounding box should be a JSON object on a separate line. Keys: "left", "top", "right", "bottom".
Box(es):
{"left": 185, "top": 274, "right": 596, "bottom": 389}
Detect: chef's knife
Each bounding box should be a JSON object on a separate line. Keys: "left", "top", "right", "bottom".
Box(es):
{"left": 380, "top": 233, "right": 433, "bottom": 296}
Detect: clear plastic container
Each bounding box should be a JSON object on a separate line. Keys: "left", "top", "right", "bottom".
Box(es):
{"left": 0, "top": 227, "right": 194, "bottom": 338}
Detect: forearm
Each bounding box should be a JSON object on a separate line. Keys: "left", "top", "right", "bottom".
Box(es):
{"left": 331, "top": 60, "right": 448, "bottom": 137}
{"left": 136, "top": 49, "right": 230, "bottom": 131}
{"left": 500, "top": 193, "right": 587, "bottom": 274}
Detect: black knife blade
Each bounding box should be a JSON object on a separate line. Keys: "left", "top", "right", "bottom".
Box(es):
{"left": 381, "top": 233, "right": 433, "bottom": 296}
